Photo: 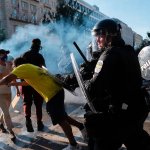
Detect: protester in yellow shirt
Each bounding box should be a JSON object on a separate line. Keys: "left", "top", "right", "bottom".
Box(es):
{"left": 0, "top": 57, "right": 86, "bottom": 150}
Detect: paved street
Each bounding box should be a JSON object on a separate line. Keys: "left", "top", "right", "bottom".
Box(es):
{"left": 0, "top": 89, "right": 150, "bottom": 150}
{"left": 0, "top": 89, "right": 88, "bottom": 150}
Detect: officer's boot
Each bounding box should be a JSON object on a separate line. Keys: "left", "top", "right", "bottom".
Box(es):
{"left": 26, "top": 118, "right": 34, "bottom": 132}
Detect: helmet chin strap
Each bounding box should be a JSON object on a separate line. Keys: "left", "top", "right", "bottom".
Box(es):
{"left": 104, "top": 32, "right": 112, "bottom": 48}
{"left": 105, "top": 31, "right": 119, "bottom": 48}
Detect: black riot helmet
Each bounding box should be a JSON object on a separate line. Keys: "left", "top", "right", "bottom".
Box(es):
{"left": 92, "top": 19, "right": 121, "bottom": 37}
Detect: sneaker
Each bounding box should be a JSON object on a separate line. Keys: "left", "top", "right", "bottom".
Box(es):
{"left": 26, "top": 119, "right": 34, "bottom": 132}
{"left": 0, "top": 123, "right": 7, "bottom": 133}
{"left": 80, "top": 127, "right": 88, "bottom": 142}
{"left": 62, "top": 144, "right": 82, "bottom": 150}
{"left": 37, "top": 121, "right": 44, "bottom": 131}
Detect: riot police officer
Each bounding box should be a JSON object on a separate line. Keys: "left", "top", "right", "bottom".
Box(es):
{"left": 84, "top": 19, "right": 150, "bottom": 150}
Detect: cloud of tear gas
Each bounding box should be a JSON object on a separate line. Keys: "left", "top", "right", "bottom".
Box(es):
{"left": 0, "top": 22, "right": 91, "bottom": 75}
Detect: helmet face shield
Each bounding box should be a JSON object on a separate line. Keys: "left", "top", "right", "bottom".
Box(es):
{"left": 92, "top": 19, "right": 121, "bottom": 37}
{"left": 92, "top": 28, "right": 106, "bottom": 37}
{"left": 90, "top": 19, "right": 122, "bottom": 54}
{"left": 92, "top": 30, "right": 107, "bottom": 50}
{"left": 91, "top": 35, "right": 99, "bottom": 52}
{"left": 90, "top": 36, "right": 104, "bottom": 60}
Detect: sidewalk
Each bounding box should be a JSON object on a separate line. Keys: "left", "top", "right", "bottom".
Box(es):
{"left": 1, "top": 109, "right": 149, "bottom": 150}
{"left": 0, "top": 104, "right": 88, "bottom": 150}
{"left": 0, "top": 90, "right": 150, "bottom": 150}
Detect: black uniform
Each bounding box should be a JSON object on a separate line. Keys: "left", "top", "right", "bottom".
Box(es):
{"left": 21, "top": 49, "right": 45, "bottom": 132}
{"left": 85, "top": 39, "right": 150, "bottom": 150}
{"left": 22, "top": 50, "right": 45, "bottom": 67}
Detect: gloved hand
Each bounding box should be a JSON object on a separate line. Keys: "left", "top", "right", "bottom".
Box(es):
{"left": 80, "top": 59, "right": 97, "bottom": 72}
{"left": 80, "top": 60, "right": 97, "bottom": 80}
{"left": 55, "top": 74, "right": 64, "bottom": 80}
{"left": 56, "top": 74, "right": 78, "bottom": 92}
{"left": 64, "top": 74, "right": 78, "bottom": 86}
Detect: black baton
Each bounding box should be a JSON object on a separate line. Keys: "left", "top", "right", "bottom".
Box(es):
{"left": 73, "top": 41, "right": 88, "bottom": 64}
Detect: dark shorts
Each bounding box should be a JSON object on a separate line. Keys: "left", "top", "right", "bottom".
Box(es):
{"left": 46, "top": 89, "right": 67, "bottom": 125}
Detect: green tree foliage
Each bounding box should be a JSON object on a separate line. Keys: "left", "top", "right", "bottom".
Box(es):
{"left": 56, "top": 0, "right": 88, "bottom": 29}
{"left": 41, "top": 0, "right": 93, "bottom": 46}
{"left": 42, "top": 0, "right": 92, "bottom": 30}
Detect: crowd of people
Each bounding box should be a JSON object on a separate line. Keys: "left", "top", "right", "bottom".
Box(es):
{"left": 0, "top": 38, "right": 86, "bottom": 150}
{"left": 0, "top": 19, "right": 150, "bottom": 150}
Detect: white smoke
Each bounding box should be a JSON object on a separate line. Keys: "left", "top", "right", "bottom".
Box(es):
{"left": 0, "top": 22, "right": 91, "bottom": 74}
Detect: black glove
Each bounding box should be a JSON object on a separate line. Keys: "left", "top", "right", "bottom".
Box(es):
{"left": 64, "top": 74, "right": 78, "bottom": 86}
{"left": 59, "top": 74, "right": 78, "bottom": 92}
{"left": 80, "top": 60, "right": 97, "bottom": 80}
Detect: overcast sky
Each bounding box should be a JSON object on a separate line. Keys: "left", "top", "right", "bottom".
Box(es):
{"left": 84, "top": 0, "right": 150, "bottom": 39}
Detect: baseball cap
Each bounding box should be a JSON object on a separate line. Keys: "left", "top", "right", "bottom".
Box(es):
{"left": 0, "top": 49, "right": 10, "bottom": 54}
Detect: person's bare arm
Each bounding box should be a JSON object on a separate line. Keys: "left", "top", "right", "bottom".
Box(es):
{"left": 0, "top": 73, "right": 17, "bottom": 85}
{"left": 11, "top": 79, "right": 22, "bottom": 96}
{"left": 9, "top": 80, "right": 28, "bottom": 86}
{"left": 15, "top": 85, "right": 21, "bottom": 96}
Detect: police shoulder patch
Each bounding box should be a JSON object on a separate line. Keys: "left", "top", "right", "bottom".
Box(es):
{"left": 95, "top": 60, "right": 103, "bottom": 73}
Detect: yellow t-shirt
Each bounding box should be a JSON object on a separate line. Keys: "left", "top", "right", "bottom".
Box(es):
{"left": 12, "top": 64, "right": 62, "bottom": 102}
